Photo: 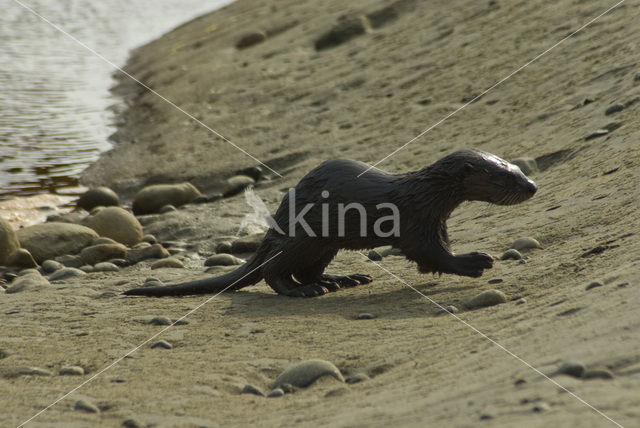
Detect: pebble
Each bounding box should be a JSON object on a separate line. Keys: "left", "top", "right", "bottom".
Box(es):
{"left": 74, "top": 399, "right": 100, "bottom": 413}
{"left": 380, "top": 247, "right": 403, "bottom": 257}
{"left": 315, "top": 14, "right": 367, "bottom": 51}
{"left": 132, "top": 182, "right": 202, "bottom": 215}
{"left": 93, "top": 262, "right": 120, "bottom": 272}
{"left": 59, "top": 366, "right": 85, "bottom": 376}
{"left": 634, "top": 72, "right": 640, "bottom": 83}
{"left": 109, "top": 258, "right": 129, "bottom": 267}
{"left": 6, "top": 273, "right": 51, "bottom": 293}
{"left": 267, "top": 388, "right": 285, "bottom": 398}
{"left": 49, "top": 267, "right": 87, "bottom": 281}
{"left": 0, "top": 216, "right": 20, "bottom": 265}
{"left": 159, "top": 204, "right": 177, "bottom": 213}
{"left": 511, "top": 157, "right": 538, "bottom": 175}
{"left": 585, "top": 129, "right": 609, "bottom": 140}
{"left": 55, "top": 254, "right": 84, "bottom": 268}
{"left": 582, "top": 368, "right": 614, "bottom": 380}
{"left": 345, "top": 373, "right": 370, "bottom": 384}
{"left": 141, "top": 234, "right": 157, "bottom": 244}
{"left": 151, "top": 258, "right": 185, "bottom": 269}
{"left": 223, "top": 175, "right": 255, "bottom": 197}
{"left": 149, "top": 316, "right": 172, "bottom": 326}
{"left": 515, "top": 297, "right": 527, "bottom": 305}
{"left": 122, "top": 418, "right": 144, "bottom": 428}
{"left": 79, "top": 265, "right": 94, "bottom": 273}
{"left": 241, "top": 384, "right": 265, "bottom": 397}
{"left": 92, "top": 237, "right": 117, "bottom": 245}
{"left": 151, "top": 340, "right": 173, "bottom": 349}
{"left": 204, "top": 254, "right": 244, "bottom": 267}
{"left": 510, "top": 237, "right": 542, "bottom": 251}
{"left": 16, "top": 223, "right": 98, "bottom": 263}
{"left": 604, "top": 104, "right": 624, "bottom": 115}
{"left": 465, "top": 290, "right": 507, "bottom": 310}
{"left": 20, "top": 366, "right": 53, "bottom": 376}
{"left": 126, "top": 244, "right": 170, "bottom": 264}
{"left": 80, "top": 243, "right": 128, "bottom": 265}
{"left": 41, "top": 259, "right": 64, "bottom": 273}
{"left": 552, "top": 361, "right": 585, "bottom": 378}
{"left": 235, "top": 31, "right": 267, "bottom": 49}
{"left": 77, "top": 187, "right": 120, "bottom": 211}
{"left": 231, "top": 233, "right": 264, "bottom": 253}
{"left": 82, "top": 206, "right": 143, "bottom": 247}
{"left": 435, "top": 305, "right": 459, "bottom": 315}
{"left": 356, "top": 313, "right": 376, "bottom": 320}
{"left": 532, "top": 402, "right": 550, "bottom": 412}
{"left": 585, "top": 281, "right": 603, "bottom": 291}
{"left": 216, "top": 241, "right": 232, "bottom": 254}
{"left": 367, "top": 250, "right": 382, "bottom": 261}
{"left": 273, "top": 359, "right": 344, "bottom": 388}
{"left": 6, "top": 248, "right": 38, "bottom": 269}
{"left": 235, "top": 166, "right": 263, "bottom": 181}
{"left": 501, "top": 249, "right": 522, "bottom": 260}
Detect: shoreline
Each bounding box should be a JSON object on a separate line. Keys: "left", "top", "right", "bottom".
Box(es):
{"left": 4, "top": 0, "right": 640, "bottom": 426}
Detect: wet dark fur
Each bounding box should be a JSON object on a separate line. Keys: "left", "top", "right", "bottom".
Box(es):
{"left": 124, "top": 149, "right": 537, "bottom": 297}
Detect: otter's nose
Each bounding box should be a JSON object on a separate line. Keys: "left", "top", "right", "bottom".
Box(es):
{"left": 525, "top": 179, "right": 537, "bottom": 195}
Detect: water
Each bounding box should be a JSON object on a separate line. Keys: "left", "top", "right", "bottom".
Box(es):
{"left": 0, "top": 0, "right": 231, "bottom": 201}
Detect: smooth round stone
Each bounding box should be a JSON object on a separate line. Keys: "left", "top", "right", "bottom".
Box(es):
{"left": 380, "top": 247, "right": 403, "bottom": 257}
{"left": 17, "top": 223, "right": 98, "bottom": 263}
{"left": 582, "top": 368, "right": 614, "bottom": 380}
{"left": 435, "top": 305, "right": 459, "bottom": 315}
{"left": 585, "top": 281, "right": 603, "bottom": 291}
{"left": 6, "top": 248, "right": 38, "bottom": 269}
{"left": 60, "top": 366, "right": 85, "bottom": 376}
{"left": 79, "top": 265, "right": 94, "bottom": 273}
{"left": 205, "top": 254, "right": 244, "bottom": 267}
{"left": 93, "top": 262, "right": 120, "bottom": 272}
{"left": 553, "top": 361, "right": 585, "bottom": 378}
{"left": 126, "top": 244, "right": 170, "bottom": 264}
{"left": 6, "top": 273, "right": 50, "bottom": 293}
{"left": 91, "top": 237, "right": 118, "bottom": 245}
{"left": 121, "top": 418, "right": 144, "bottom": 428}
{"left": 74, "top": 399, "right": 100, "bottom": 413}
{"left": 132, "top": 182, "right": 202, "bottom": 215}
{"left": 41, "top": 259, "right": 64, "bottom": 273}
{"left": 604, "top": 104, "right": 624, "bottom": 115}
{"left": 151, "top": 340, "right": 173, "bottom": 349}
{"left": 216, "top": 241, "right": 232, "bottom": 254}
{"left": 223, "top": 175, "right": 255, "bottom": 197}
{"left": 465, "top": 290, "right": 507, "bottom": 310}
{"left": 356, "top": 313, "right": 376, "bottom": 320}
{"left": 515, "top": 297, "right": 527, "bottom": 305}
{"left": 367, "top": 250, "right": 382, "bottom": 261}
{"left": 81, "top": 243, "right": 127, "bottom": 265}
{"left": 55, "top": 254, "right": 84, "bottom": 268}
{"left": 242, "top": 384, "right": 265, "bottom": 396}
{"left": 151, "top": 258, "right": 184, "bottom": 269}
{"left": 273, "top": 359, "right": 344, "bottom": 389}
{"left": 501, "top": 249, "right": 522, "bottom": 260}
{"left": 77, "top": 187, "right": 120, "bottom": 211}
{"left": 149, "top": 316, "right": 172, "bottom": 326}
{"left": 0, "top": 216, "right": 20, "bottom": 265}
{"left": 141, "top": 234, "right": 157, "bottom": 244}
{"left": 49, "top": 267, "right": 86, "bottom": 281}
{"left": 235, "top": 31, "right": 267, "bottom": 49}
{"left": 159, "top": 204, "right": 177, "bottom": 213}
{"left": 82, "top": 206, "right": 143, "bottom": 247}
{"left": 231, "top": 233, "right": 264, "bottom": 253}
{"left": 267, "top": 388, "right": 284, "bottom": 398}
{"left": 510, "top": 237, "right": 542, "bottom": 251}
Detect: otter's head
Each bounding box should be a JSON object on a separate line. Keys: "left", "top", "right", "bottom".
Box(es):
{"left": 443, "top": 149, "right": 537, "bottom": 205}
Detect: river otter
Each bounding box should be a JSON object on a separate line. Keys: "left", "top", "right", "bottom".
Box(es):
{"left": 124, "top": 149, "right": 537, "bottom": 298}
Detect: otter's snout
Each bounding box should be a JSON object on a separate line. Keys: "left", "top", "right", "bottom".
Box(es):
{"left": 524, "top": 178, "right": 537, "bottom": 196}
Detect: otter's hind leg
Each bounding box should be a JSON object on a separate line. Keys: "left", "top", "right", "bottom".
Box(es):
{"left": 294, "top": 250, "right": 373, "bottom": 292}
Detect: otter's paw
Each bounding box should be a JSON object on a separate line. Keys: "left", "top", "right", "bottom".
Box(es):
{"left": 453, "top": 252, "right": 494, "bottom": 277}
{"left": 322, "top": 274, "right": 373, "bottom": 287}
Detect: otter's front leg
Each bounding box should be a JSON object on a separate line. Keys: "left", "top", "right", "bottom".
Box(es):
{"left": 413, "top": 244, "right": 494, "bottom": 278}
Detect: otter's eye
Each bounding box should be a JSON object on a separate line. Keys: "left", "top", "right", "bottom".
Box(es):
{"left": 463, "top": 162, "right": 475, "bottom": 173}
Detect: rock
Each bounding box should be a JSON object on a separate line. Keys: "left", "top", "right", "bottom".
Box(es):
{"left": 16, "top": 367, "right": 53, "bottom": 376}
{"left": 510, "top": 237, "right": 542, "bottom": 251}
{"left": 356, "top": 313, "right": 376, "bottom": 320}
{"left": 92, "top": 237, "right": 118, "bottom": 245}
{"left": 41, "top": 259, "right": 64, "bottom": 273}
{"left": 82, "top": 207, "right": 143, "bottom": 247}
{"left": 74, "top": 399, "right": 100, "bottom": 413}
{"left": 345, "top": 373, "right": 370, "bottom": 384}
{"left": 273, "top": 359, "right": 344, "bottom": 389}
{"left": 634, "top": 72, "right": 640, "bottom": 83}
{"left": 585, "top": 129, "right": 609, "bottom": 140}
{"left": 151, "top": 340, "right": 173, "bottom": 349}
{"left": 151, "top": 258, "right": 184, "bottom": 269}
{"left": 122, "top": 418, "right": 144, "bottom": 428}
{"left": 132, "top": 182, "right": 201, "bottom": 215}
{"left": 552, "top": 361, "right": 585, "bottom": 378}
{"left": 231, "top": 233, "right": 264, "bottom": 253}
{"left": 511, "top": 157, "right": 538, "bottom": 175}
{"left": 49, "top": 267, "right": 87, "bottom": 281}
{"left": 582, "top": 368, "right": 614, "bottom": 380}
{"left": 17, "top": 223, "right": 98, "bottom": 263}
{"left": 501, "top": 249, "right": 522, "bottom": 260}
{"left": 79, "top": 265, "right": 94, "bottom": 273}
{"left": 380, "top": 247, "right": 403, "bottom": 257}
{"left": 0, "top": 216, "right": 20, "bottom": 265}
{"left": 149, "top": 316, "right": 172, "bottom": 326}
{"left": 127, "top": 244, "right": 170, "bottom": 264}
{"left": 532, "top": 402, "right": 550, "bottom": 412}
{"left": 6, "top": 249, "right": 38, "bottom": 269}
{"left": 46, "top": 210, "right": 88, "bottom": 225}
{"left": 55, "top": 254, "right": 84, "bottom": 268}
{"left": 93, "top": 262, "right": 120, "bottom": 272}
{"left": 59, "top": 366, "right": 85, "bottom": 376}
{"left": 604, "top": 104, "right": 624, "bottom": 115}
{"left": 141, "top": 234, "right": 157, "bottom": 244}
{"left": 267, "top": 388, "right": 285, "bottom": 398}
{"left": 77, "top": 187, "right": 120, "bottom": 211}
{"left": 159, "top": 204, "right": 177, "bottom": 214}
{"left": 435, "top": 305, "right": 459, "bottom": 315}
{"left": 216, "top": 241, "right": 232, "bottom": 254}
{"left": 204, "top": 254, "right": 244, "bottom": 267}
{"left": 585, "top": 281, "right": 603, "bottom": 291}
{"left": 465, "top": 289, "right": 507, "bottom": 309}
{"left": 235, "top": 166, "right": 263, "bottom": 181}
{"left": 315, "top": 14, "right": 368, "bottom": 51}
{"left": 515, "top": 297, "right": 527, "bottom": 305}
{"left": 6, "top": 273, "right": 50, "bottom": 293}
{"left": 367, "top": 250, "right": 382, "bottom": 261}
{"left": 235, "top": 31, "right": 267, "bottom": 49}
{"left": 80, "top": 243, "right": 127, "bottom": 265}
{"left": 223, "top": 175, "right": 255, "bottom": 197}
{"left": 242, "top": 384, "right": 265, "bottom": 396}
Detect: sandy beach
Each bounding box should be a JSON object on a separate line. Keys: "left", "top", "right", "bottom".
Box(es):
{"left": 2, "top": 0, "right": 640, "bottom": 426}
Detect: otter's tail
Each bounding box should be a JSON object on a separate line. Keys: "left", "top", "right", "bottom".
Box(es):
{"left": 122, "top": 254, "right": 264, "bottom": 297}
